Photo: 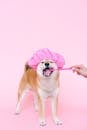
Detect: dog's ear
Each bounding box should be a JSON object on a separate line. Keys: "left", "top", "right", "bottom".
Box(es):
{"left": 25, "top": 62, "right": 32, "bottom": 71}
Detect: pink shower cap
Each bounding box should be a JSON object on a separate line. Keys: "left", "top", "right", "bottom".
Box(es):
{"left": 28, "top": 48, "right": 65, "bottom": 69}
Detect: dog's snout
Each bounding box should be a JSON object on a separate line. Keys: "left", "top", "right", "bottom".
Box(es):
{"left": 45, "top": 62, "right": 49, "bottom": 67}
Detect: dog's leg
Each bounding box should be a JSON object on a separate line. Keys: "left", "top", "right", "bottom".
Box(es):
{"left": 34, "top": 94, "right": 39, "bottom": 111}
{"left": 38, "top": 96, "right": 46, "bottom": 126}
{"left": 15, "top": 88, "right": 29, "bottom": 114}
{"left": 51, "top": 92, "right": 62, "bottom": 125}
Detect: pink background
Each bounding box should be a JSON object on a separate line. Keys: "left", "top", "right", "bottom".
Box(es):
{"left": 0, "top": 0, "right": 87, "bottom": 129}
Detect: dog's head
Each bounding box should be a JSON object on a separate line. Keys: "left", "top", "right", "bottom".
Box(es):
{"left": 36, "top": 59, "right": 59, "bottom": 78}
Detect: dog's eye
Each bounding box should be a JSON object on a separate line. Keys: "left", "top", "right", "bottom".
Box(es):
{"left": 41, "top": 62, "right": 44, "bottom": 64}
{"left": 50, "top": 61, "right": 53, "bottom": 63}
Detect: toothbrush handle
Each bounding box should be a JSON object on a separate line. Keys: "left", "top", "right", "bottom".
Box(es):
{"left": 60, "top": 67, "right": 72, "bottom": 70}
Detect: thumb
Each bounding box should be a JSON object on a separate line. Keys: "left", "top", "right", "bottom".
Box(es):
{"left": 74, "top": 68, "right": 81, "bottom": 75}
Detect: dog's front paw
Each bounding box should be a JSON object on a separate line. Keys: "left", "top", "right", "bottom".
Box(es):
{"left": 15, "top": 110, "right": 20, "bottom": 115}
{"left": 39, "top": 119, "right": 46, "bottom": 127}
{"left": 53, "top": 117, "right": 63, "bottom": 125}
{"left": 15, "top": 107, "right": 20, "bottom": 115}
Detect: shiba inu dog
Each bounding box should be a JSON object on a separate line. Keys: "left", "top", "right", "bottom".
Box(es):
{"left": 16, "top": 59, "right": 62, "bottom": 126}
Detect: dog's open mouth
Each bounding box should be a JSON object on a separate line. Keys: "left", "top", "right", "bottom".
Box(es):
{"left": 43, "top": 68, "right": 54, "bottom": 77}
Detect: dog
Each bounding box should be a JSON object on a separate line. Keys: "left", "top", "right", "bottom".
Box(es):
{"left": 15, "top": 59, "right": 62, "bottom": 126}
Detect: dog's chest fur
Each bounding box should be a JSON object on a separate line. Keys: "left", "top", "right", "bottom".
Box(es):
{"left": 38, "top": 78, "right": 59, "bottom": 98}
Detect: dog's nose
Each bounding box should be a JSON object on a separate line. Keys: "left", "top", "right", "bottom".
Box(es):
{"left": 45, "top": 62, "right": 49, "bottom": 67}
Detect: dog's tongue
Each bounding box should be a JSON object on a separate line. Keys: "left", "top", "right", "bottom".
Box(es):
{"left": 43, "top": 68, "right": 54, "bottom": 77}
{"left": 45, "top": 69, "right": 51, "bottom": 76}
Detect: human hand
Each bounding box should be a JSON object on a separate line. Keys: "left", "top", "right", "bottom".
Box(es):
{"left": 71, "top": 64, "right": 87, "bottom": 78}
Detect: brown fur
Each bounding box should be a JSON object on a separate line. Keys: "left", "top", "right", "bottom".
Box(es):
{"left": 18, "top": 64, "right": 38, "bottom": 100}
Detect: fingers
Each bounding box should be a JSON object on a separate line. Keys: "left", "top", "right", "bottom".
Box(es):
{"left": 70, "top": 64, "right": 87, "bottom": 77}
{"left": 71, "top": 64, "right": 83, "bottom": 69}
{"left": 70, "top": 65, "right": 83, "bottom": 75}
{"left": 73, "top": 68, "right": 81, "bottom": 75}
{"left": 72, "top": 68, "right": 80, "bottom": 74}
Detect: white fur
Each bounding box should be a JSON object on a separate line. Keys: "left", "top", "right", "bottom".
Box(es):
{"left": 36, "top": 60, "right": 62, "bottom": 126}
{"left": 16, "top": 88, "right": 29, "bottom": 114}
{"left": 37, "top": 59, "right": 58, "bottom": 77}
{"left": 38, "top": 80, "right": 59, "bottom": 99}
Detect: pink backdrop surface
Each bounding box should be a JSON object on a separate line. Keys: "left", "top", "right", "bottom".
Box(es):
{"left": 0, "top": 0, "right": 87, "bottom": 130}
